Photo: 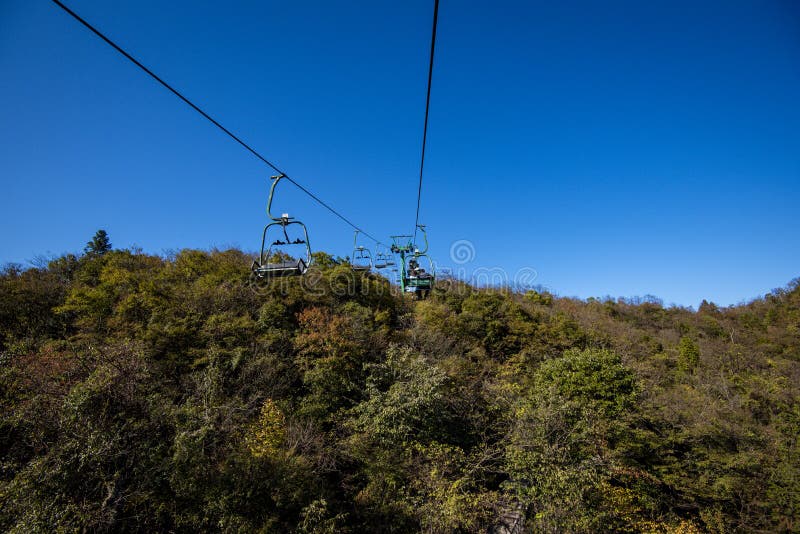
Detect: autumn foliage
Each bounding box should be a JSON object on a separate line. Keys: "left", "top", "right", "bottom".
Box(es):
{"left": 1, "top": 244, "right": 799, "bottom": 532}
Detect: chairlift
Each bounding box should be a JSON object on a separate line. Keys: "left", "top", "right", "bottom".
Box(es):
{"left": 374, "top": 244, "right": 396, "bottom": 269}
{"left": 251, "top": 175, "right": 312, "bottom": 282}
{"left": 351, "top": 230, "right": 373, "bottom": 272}
{"left": 390, "top": 225, "right": 435, "bottom": 299}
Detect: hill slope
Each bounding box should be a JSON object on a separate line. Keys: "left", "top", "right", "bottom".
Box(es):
{"left": 1, "top": 247, "right": 799, "bottom": 532}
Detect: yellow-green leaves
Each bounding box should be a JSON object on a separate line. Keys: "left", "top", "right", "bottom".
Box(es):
{"left": 245, "top": 399, "right": 286, "bottom": 458}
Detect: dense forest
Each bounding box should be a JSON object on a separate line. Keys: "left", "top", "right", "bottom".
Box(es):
{"left": 1, "top": 234, "right": 798, "bottom": 533}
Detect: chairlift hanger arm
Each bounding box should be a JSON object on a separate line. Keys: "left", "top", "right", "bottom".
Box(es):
{"left": 415, "top": 224, "right": 429, "bottom": 255}
{"left": 266, "top": 174, "right": 292, "bottom": 222}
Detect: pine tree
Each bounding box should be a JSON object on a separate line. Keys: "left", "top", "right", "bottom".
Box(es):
{"left": 85, "top": 229, "right": 112, "bottom": 256}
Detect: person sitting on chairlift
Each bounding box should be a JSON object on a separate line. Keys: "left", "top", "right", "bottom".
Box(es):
{"left": 409, "top": 258, "right": 431, "bottom": 279}
{"left": 409, "top": 258, "right": 420, "bottom": 278}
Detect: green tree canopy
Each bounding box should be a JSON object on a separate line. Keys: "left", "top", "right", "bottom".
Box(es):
{"left": 1, "top": 245, "right": 798, "bottom": 532}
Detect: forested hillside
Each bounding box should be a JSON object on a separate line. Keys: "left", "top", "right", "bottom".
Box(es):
{"left": 1, "top": 244, "right": 798, "bottom": 533}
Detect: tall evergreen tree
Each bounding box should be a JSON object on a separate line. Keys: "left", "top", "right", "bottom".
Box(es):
{"left": 84, "top": 229, "right": 112, "bottom": 255}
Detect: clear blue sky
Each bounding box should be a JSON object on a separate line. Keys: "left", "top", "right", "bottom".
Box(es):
{"left": 1, "top": 0, "right": 798, "bottom": 307}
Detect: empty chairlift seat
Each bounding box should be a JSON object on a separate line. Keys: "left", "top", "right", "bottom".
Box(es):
{"left": 251, "top": 174, "right": 313, "bottom": 283}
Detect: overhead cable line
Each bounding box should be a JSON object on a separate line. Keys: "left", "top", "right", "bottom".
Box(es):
{"left": 49, "top": 0, "right": 383, "bottom": 245}
{"left": 413, "top": 0, "right": 439, "bottom": 243}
